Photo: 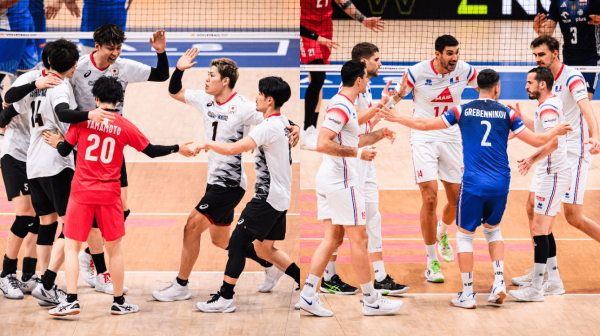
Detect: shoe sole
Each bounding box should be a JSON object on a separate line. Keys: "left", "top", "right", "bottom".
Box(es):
{"left": 544, "top": 289, "right": 565, "bottom": 295}
{"left": 152, "top": 291, "right": 192, "bottom": 302}
{"left": 197, "top": 307, "right": 236, "bottom": 313}
{"left": 507, "top": 292, "right": 544, "bottom": 302}
{"left": 299, "top": 306, "right": 333, "bottom": 317}
{"left": 38, "top": 300, "right": 56, "bottom": 307}
{"left": 488, "top": 291, "right": 506, "bottom": 304}
{"left": 363, "top": 302, "right": 404, "bottom": 316}
{"left": 320, "top": 287, "right": 358, "bottom": 295}
{"left": 450, "top": 302, "right": 477, "bottom": 309}
{"left": 3, "top": 295, "right": 24, "bottom": 299}
{"left": 511, "top": 279, "right": 531, "bottom": 286}
{"left": 376, "top": 287, "right": 410, "bottom": 296}
{"left": 427, "top": 278, "right": 445, "bottom": 283}
{"left": 111, "top": 310, "right": 138, "bottom": 315}
{"left": 49, "top": 310, "right": 80, "bottom": 316}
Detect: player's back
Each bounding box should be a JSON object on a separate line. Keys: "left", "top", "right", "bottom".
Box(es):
{"left": 547, "top": 0, "right": 600, "bottom": 61}
{"left": 445, "top": 99, "right": 524, "bottom": 195}
{"left": 67, "top": 111, "right": 149, "bottom": 204}
{"left": 301, "top": 0, "right": 333, "bottom": 24}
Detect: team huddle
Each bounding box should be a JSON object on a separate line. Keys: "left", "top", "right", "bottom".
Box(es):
{"left": 299, "top": 34, "right": 600, "bottom": 316}
{"left": 0, "top": 24, "right": 301, "bottom": 316}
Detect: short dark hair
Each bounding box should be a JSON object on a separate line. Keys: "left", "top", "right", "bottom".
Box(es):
{"left": 351, "top": 42, "right": 379, "bottom": 62}
{"left": 341, "top": 60, "right": 366, "bottom": 87}
{"left": 477, "top": 69, "right": 500, "bottom": 91}
{"left": 528, "top": 67, "right": 554, "bottom": 89}
{"left": 93, "top": 23, "right": 126, "bottom": 47}
{"left": 41, "top": 41, "right": 55, "bottom": 70}
{"left": 435, "top": 35, "right": 459, "bottom": 54}
{"left": 49, "top": 39, "right": 79, "bottom": 73}
{"left": 92, "top": 76, "right": 124, "bottom": 105}
{"left": 210, "top": 58, "right": 239, "bottom": 89}
{"left": 531, "top": 35, "right": 560, "bottom": 53}
{"left": 259, "top": 76, "right": 291, "bottom": 108}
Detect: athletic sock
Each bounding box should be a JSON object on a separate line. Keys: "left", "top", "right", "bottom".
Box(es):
{"left": 461, "top": 272, "right": 473, "bottom": 296}
{"left": 67, "top": 294, "right": 78, "bottom": 303}
{"left": 113, "top": 295, "right": 125, "bottom": 305}
{"left": 492, "top": 260, "right": 504, "bottom": 285}
{"left": 372, "top": 260, "right": 387, "bottom": 282}
{"left": 1, "top": 255, "right": 17, "bottom": 278}
{"left": 324, "top": 261, "right": 336, "bottom": 281}
{"left": 124, "top": 209, "right": 131, "bottom": 221}
{"left": 284, "top": 263, "right": 301, "bottom": 285}
{"left": 532, "top": 235, "right": 549, "bottom": 290}
{"left": 41, "top": 270, "right": 57, "bottom": 290}
{"left": 360, "top": 283, "right": 377, "bottom": 304}
{"left": 302, "top": 273, "right": 319, "bottom": 297}
{"left": 176, "top": 277, "right": 188, "bottom": 287}
{"left": 22, "top": 257, "right": 37, "bottom": 281}
{"left": 437, "top": 220, "right": 452, "bottom": 236}
{"left": 91, "top": 252, "right": 107, "bottom": 274}
{"left": 425, "top": 244, "right": 438, "bottom": 262}
{"left": 85, "top": 247, "right": 91, "bottom": 255}
{"left": 220, "top": 281, "right": 235, "bottom": 300}
{"left": 312, "top": 112, "right": 320, "bottom": 128}
{"left": 547, "top": 233, "right": 560, "bottom": 281}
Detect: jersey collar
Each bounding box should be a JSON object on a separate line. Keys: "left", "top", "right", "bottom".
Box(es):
{"left": 90, "top": 51, "right": 109, "bottom": 71}
{"left": 216, "top": 92, "right": 237, "bottom": 106}
{"left": 266, "top": 113, "right": 281, "bottom": 119}
{"left": 338, "top": 93, "right": 354, "bottom": 104}
{"left": 555, "top": 64, "right": 565, "bottom": 81}
{"left": 430, "top": 58, "right": 439, "bottom": 75}
{"left": 539, "top": 94, "right": 557, "bottom": 106}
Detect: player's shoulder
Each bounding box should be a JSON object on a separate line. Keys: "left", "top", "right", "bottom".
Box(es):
{"left": 78, "top": 53, "right": 92, "bottom": 64}
{"left": 232, "top": 93, "right": 257, "bottom": 112}
{"left": 13, "top": 69, "right": 42, "bottom": 85}
{"left": 328, "top": 94, "right": 354, "bottom": 113}
{"left": 542, "top": 95, "right": 563, "bottom": 109}
{"left": 408, "top": 59, "right": 432, "bottom": 77}
{"left": 562, "top": 64, "right": 585, "bottom": 81}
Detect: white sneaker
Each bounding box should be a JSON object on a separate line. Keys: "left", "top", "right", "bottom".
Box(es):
{"left": 299, "top": 293, "right": 333, "bottom": 317}
{"left": 508, "top": 283, "right": 544, "bottom": 302}
{"left": 543, "top": 279, "right": 565, "bottom": 295}
{"left": 451, "top": 292, "right": 477, "bottom": 309}
{"left": 95, "top": 271, "right": 128, "bottom": 295}
{"left": 79, "top": 250, "right": 96, "bottom": 287}
{"left": 111, "top": 299, "right": 139, "bottom": 315}
{"left": 0, "top": 274, "right": 24, "bottom": 299}
{"left": 488, "top": 280, "right": 507, "bottom": 304}
{"left": 361, "top": 292, "right": 403, "bottom": 316}
{"left": 49, "top": 300, "right": 81, "bottom": 316}
{"left": 302, "top": 126, "right": 317, "bottom": 151}
{"left": 196, "top": 293, "right": 236, "bottom": 313}
{"left": 258, "top": 266, "right": 284, "bottom": 293}
{"left": 436, "top": 233, "right": 454, "bottom": 262}
{"left": 19, "top": 274, "right": 40, "bottom": 294}
{"left": 152, "top": 278, "right": 192, "bottom": 302}
{"left": 32, "top": 283, "right": 66, "bottom": 305}
{"left": 511, "top": 268, "right": 548, "bottom": 286}
{"left": 425, "top": 260, "right": 444, "bottom": 283}
{"left": 38, "top": 299, "right": 56, "bottom": 307}
{"left": 294, "top": 301, "right": 300, "bottom": 310}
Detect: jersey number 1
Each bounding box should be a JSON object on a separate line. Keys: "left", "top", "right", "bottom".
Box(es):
{"left": 211, "top": 121, "right": 218, "bottom": 141}
{"left": 85, "top": 134, "right": 116, "bottom": 163}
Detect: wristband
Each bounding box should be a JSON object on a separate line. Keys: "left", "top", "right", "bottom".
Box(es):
{"left": 357, "top": 147, "right": 363, "bottom": 158}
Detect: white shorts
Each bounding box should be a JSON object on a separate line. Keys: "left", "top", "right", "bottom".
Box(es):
{"left": 562, "top": 153, "right": 592, "bottom": 205}
{"left": 411, "top": 142, "right": 463, "bottom": 184}
{"left": 317, "top": 186, "right": 366, "bottom": 225}
{"left": 358, "top": 159, "right": 379, "bottom": 203}
{"left": 529, "top": 169, "right": 572, "bottom": 216}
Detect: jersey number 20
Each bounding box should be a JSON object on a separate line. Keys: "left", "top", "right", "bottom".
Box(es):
{"left": 85, "top": 134, "right": 116, "bottom": 163}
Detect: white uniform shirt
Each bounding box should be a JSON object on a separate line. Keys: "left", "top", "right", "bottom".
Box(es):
{"left": 552, "top": 64, "right": 590, "bottom": 158}
{"left": 71, "top": 52, "right": 151, "bottom": 112}
{"left": 0, "top": 69, "right": 43, "bottom": 162}
{"left": 399, "top": 59, "right": 478, "bottom": 143}
{"left": 185, "top": 90, "right": 263, "bottom": 190}
{"left": 339, "top": 81, "right": 372, "bottom": 135}
{"left": 248, "top": 114, "right": 292, "bottom": 211}
{"left": 15, "top": 77, "right": 75, "bottom": 179}
{"left": 534, "top": 95, "right": 570, "bottom": 174}
{"left": 316, "top": 93, "right": 361, "bottom": 194}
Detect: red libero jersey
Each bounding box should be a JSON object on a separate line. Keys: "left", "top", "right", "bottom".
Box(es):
{"left": 301, "top": 0, "right": 333, "bottom": 35}
{"left": 64, "top": 111, "right": 150, "bottom": 205}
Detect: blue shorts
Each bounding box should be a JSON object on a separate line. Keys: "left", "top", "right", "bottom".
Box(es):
{"left": 564, "top": 53, "right": 600, "bottom": 95}
{"left": 80, "top": 1, "right": 128, "bottom": 48}
{"left": 457, "top": 187, "right": 508, "bottom": 233}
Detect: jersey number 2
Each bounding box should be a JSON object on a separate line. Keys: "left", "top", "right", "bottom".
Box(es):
{"left": 481, "top": 121, "right": 492, "bottom": 147}
{"left": 85, "top": 134, "right": 116, "bottom": 163}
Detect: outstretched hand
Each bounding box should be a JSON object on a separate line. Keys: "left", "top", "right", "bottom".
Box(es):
{"left": 362, "top": 17, "right": 385, "bottom": 33}
{"left": 517, "top": 158, "right": 533, "bottom": 176}
{"left": 178, "top": 141, "right": 195, "bottom": 157}
{"left": 150, "top": 30, "right": 166, "bottom": 53}
{"left": 177, "top": 48, "right": 199, "bottom": 71}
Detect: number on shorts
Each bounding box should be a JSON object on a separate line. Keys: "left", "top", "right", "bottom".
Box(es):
{"left": 211, "top": 121, "right": 218, "bottom": 141}
{"left": 481, "top": 120, "right": 492, "bottom": 147}
{"left": 570, "top": 27, "right": 577, "bottom": 44}
{"left": 85, "top": 134, "right": 116, "bottom": 163}
{"left": 434, "top": 105, "right": 448, "bottom": 117}
{"left": 30, "top": 100, "right": 44, "bottom": 127}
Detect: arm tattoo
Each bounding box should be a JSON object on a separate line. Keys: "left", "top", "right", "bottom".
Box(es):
{"left": 337, "top": 0, "right": 364, "bottom": 22}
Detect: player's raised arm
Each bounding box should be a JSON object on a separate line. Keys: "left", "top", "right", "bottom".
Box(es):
{"left": 377, "top": 104, "right": 449, "bottom": 131}
{"left": 147, "top": 30, "right": 169, "bottom": 82}
{"left": 168, "top": 48, "right": 200, "bottom": 103}
{"left": 515, "top": 123, "right": 572, "bottom": 147}
{"left": 507, "top": 103, "right": 535, "bottom": 131}
{"left": 141, "top": 142, "right": 195, "bottom": 158}
{"left": 533, "top": 13, "right": 556, "bottom": 36}
{"left": 334, "top": 0, "right": 385, "bottom": 33}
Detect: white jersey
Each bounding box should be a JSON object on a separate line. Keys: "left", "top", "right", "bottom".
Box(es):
{"left": 248, "top": 114, "right": 292, "bottom": 211}
{"left": 71, "top": 52, "right": 151, "bottom": 112}
{"left": 0, "top": 9, "right": 9, "bottom": 31}
{"left": 399, "top": 59, "right": 478, "bottom": 143}
{"left": 339, "top": 81, "right": 372, "bottom": 135}
{"left": 184, "top": 90, "right": 263, "bottom": 190}
{"left": 0, "top": 69, "right": 44, "bottom": 162}
{"left": 316, "top": 93, "right": 361, "bottom": 195}
{"left": 14, "top": 77, "right": 76, "bottom": 179}
{"left": 534, "top": 95, "right": 569, "bottom": 175}
{"left": 552, "top": 64, "right": 590, "bottom": 158}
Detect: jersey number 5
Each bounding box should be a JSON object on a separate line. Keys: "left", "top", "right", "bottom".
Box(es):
{"left": 85, "top": 134, "right": 116, "bottom": 163}
{"left": 30, "top": 101, "right": 44, "bottom": 127}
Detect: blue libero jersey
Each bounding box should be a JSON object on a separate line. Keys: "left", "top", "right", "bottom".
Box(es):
{"left": 442, "top": 99, "right": 526, "bottom": 196}
{"left": 547, "top": 0, "right": 600, "bottom": 63}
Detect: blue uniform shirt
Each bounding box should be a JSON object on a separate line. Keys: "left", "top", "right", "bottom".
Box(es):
{"left": 442, "top": 99, "right": 526, "bottom": 196}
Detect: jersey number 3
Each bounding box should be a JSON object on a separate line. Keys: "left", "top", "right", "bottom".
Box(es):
{"left": 85, "top": 134, "right": 116, "bottom": 163}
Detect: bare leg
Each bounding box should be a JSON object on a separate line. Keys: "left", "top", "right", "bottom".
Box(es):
{"left": 104, "top": 238, "right": 124, "bottom": 297}
{"left": 177, "top": 210, "right": 212, "bottom": 280}
{"left": 208, "top": 224, "right": 231, "bottom": 250}
{"left": 564, "top": 203, "right": 600, "bottom": 243}
{"left": 307, "top": 220, "right": 345, "bottom": 277}
{"left": 23, "top": 233, "right": 37, "bottom": 259}
{"left": 418, "top": 180, "right": 439, "bottom": 245}
{"left": 64, "top": 238, "right": 82, "bottom": 294}
{"left": 255, "top": 240, "right": 293, "bottom": 270}
{"left": 86, "top": 228, "right": 104, "bottom": 254}
{"left": 344, "top": 225, "right": 371, "bottom": 284}
{"left": 440, "top": 181, "right": 461, "bottom": 226}
{"left": 120, "top": 187, "right": 128, "bottom": 211}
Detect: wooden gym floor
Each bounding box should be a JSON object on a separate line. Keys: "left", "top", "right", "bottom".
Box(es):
{"left": 0, "top": 69, "right": 300, "bottom": 335}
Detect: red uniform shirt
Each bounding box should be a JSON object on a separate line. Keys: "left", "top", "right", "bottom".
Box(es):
{"left": 301, "top": 0, "right": 333, "bottom": 35}
{"left": 64, "top": 111, "right": 150, "bottom": 205}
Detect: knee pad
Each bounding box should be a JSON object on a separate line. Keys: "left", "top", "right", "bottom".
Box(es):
{"left": 366, "top": 211, "right": 382, "bottom": 254}
{"left": 482, "top": 226, "right": 503, "bottom": 244}
{"left": 10, "top": 216, "right": 35, "bottom": 239}
{"left": 29, "top": 216, "right": 40, "bottom": 234}
{"left": 456, "top": 231, "right": 475, "bottom": 253}
{"left": 224, "top": 226, "right": 254, "bottom": 279}
{"left": 36, "top": 221, "right": 58, "bottom": 246}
